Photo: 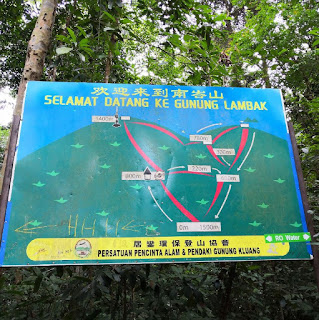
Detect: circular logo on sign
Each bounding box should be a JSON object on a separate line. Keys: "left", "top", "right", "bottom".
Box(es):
{"left": 154, "top": 172, "right": 164, "bottom": 180}
{"left": 75, "top": 239, "right": 92, "bottom": 258}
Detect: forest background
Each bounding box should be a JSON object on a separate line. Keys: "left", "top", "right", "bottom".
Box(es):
{"left": 0, "top": 0, "right": 319, "bottom": 319}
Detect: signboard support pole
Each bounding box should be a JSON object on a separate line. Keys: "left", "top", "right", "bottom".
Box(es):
{"left": 288, "top": 121, "right": 319, "bottom": 291}
{"left": 0, "top": 115, "right": 20, "bottom": 247}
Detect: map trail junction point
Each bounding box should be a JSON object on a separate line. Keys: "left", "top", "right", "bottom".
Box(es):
{"left": 0, "top": 82, "right": 314, "bottom": 266}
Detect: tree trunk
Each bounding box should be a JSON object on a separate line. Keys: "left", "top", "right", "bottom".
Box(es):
{"left": 262, "top": 59, "right": 271, "bottom": 88}
{"left": 104, "top": 34, "right": 117, "bottom": 83}
{"left": 105, "top": 50, "right": 113, "bottom": 84}
{"left": 219, "top": 263, "right": 237, "bottom": 320}
{"left": 0, "top": 0, "right": 57, "bottom": 207}
{"left": 15, "top": 0, "right": 58, "bottom": 116}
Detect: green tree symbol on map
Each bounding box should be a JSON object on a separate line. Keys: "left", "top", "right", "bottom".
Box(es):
{"left": 130, "top": 184, "right": 143, "bottom": 190}
{"left": 100, "top": 164, "right": 111, "bottom": 169}
{"left": 71, "top": 143, "right": 84, "bottom": 149}
{"left": 55, "top": 197, "right": 68, "bottom": 204}
{"left": 196, "top": 199, "right": 209, "bottom": 205}
{"left": 274, "top": 178, "right": 285, "bottom": 183}
{"left": 244, "top": 167, "right": 256, "bottom": 173}
{"left": 258, "top": 203, "right": 269, "bottom": 209}
{"left": 96, "top": 210, "right": 110, "bottom": 217}
{"left": 249, "top": 221, "right": 261, "bottom": 227}
{"left": 46, "top": 170, "right": 60, "bottom": 176}
{"left": 32, "top": 181, "right": 45, "bottom": 187}
{"left": 195, "top": 154, "right": 207, "bottom": 159}
{"left": 146, "top": 225, "right": 159, "bottom": 236}
{"left": 158, "top": 145, "right": 170, "bottom": 150}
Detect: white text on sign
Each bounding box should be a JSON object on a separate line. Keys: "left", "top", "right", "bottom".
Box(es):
{"left": 92, "top": 116, "right": 116, "bottom": 122}
{"left": 122, "top": 171, "right": 165, "bottom": 181}
{"left": 177, "top": 222, "right": 221, "bottom": 232}
{"left": 187, "top": 165, "right": 211, "bottom": 173}
{"left": 213, "top": 148, "right": 235, "bottom": 156}
{"left": 189, "top": 135, "right": 212, "bottom": 144}
{"left": 216, "top": 174, "right": 240, "bottom": 182}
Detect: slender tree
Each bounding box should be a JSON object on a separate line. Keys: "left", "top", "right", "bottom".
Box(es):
{"left": 0, "top": 0, "right": 58, "bottom": 194}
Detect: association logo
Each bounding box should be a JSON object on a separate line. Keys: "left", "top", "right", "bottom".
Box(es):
{"left": 75, "top": 239, "right": 92, "bottom": 258}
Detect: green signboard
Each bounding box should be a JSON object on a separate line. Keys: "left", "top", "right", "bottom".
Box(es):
{"left": 0, "top": 82, "right": 312, "bottom": 266}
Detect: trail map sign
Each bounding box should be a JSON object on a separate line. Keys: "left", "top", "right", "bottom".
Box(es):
{"left": 0, "top": 82, "right": 312, "bottom": 266}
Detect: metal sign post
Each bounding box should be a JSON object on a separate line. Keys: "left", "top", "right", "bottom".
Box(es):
{"left": 288, "top": 121, "right": 319, "bottom": 290}
{"left": 0, "top": 116, "right": 20, "bottom": 246}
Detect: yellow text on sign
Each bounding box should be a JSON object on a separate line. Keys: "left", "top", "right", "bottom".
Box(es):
{"left": 27, "top": 236, "right": 290, "bottom": 262}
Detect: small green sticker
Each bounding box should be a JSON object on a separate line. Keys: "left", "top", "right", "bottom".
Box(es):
{"left": 158, "top": 145, "right": 170, "bottom": 150}
{"left": 54, "top": 197, "right": 68, "bottom": 204}
{"left": 258, "top": 203, "right": 269, "bottom": 209}
{"left": 290, "top": 221, "right": 302, "bottom": 228}
{"left": 32, "top": 181, "right": 45, "bottom": 187}
{"left": 146, "top": 225, "right": 158, "bottom": 231}
{"left": 274, "top": 178, "right": 285, "bottom": 183}
{"left": 196, "top": 199, "right": 209, "bottom": 205}
{"left": 195, "top": 154, "right": 206, "bottom": 159}
{"left": 244, "top": 167, "right": 256, "bottom": 173}
{"left": 96, "top": 210, "right": 110, "bottom": 216}
{"left": 265, "top": 232, "right": 311, "bottom": 243}
{"left": 110, "top": 141, "right": 121, "bottom": 147}
{"left": 71, "top": 143, "right": 84, "bottom": 149}
{"left": 249, "top": 221, "right": 261, "bottom": 227}
{"left": 264, "top": 153, "right": 274, "bottom": 158}
{"left": 29, "top": 220, "right": 42, "bottom": 227}
{"left": 46, "top": 170, "right": 60, "bottom": 176}
{"left": 100, "top": 164, "right": 111, "bottom": 169}
{"left": 130, "top": 184, "right": 143, "bottom": 190}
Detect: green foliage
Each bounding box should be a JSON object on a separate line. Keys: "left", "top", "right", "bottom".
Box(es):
{"left": 0, "top": 1, "right": 36, "bottom": 91}
{"left": 0, "top": 262, "right": 318, "bottom": 319}
{"left": 0, "top": 126, "right": 10, "bottom": 169}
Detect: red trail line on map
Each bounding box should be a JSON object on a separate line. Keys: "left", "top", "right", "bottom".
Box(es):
{"left": 168, "top": 171, "right": 215, "bottom": 177}
{"left": 212, "top": 126, "right": 239, "bottom": 144}
{"left": 205, "top": 182, "right": 224, "bottom": 216}
{"left": 124, "top": 122, "right": 163, "bottom": 172}
{"left": 206, "top": 126, "right": 240, "bottom": 166}
{"left": 228, "top": 128, "right": 249, "bottom": 171}
{"left": 160, "top": 181, "right": 199, "bottom": 222}
{"left": 131, "top": 122, "right": 200, "bottom": 146}
{"left": 206, "top": 145, "right": 227, "bottom": 166}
